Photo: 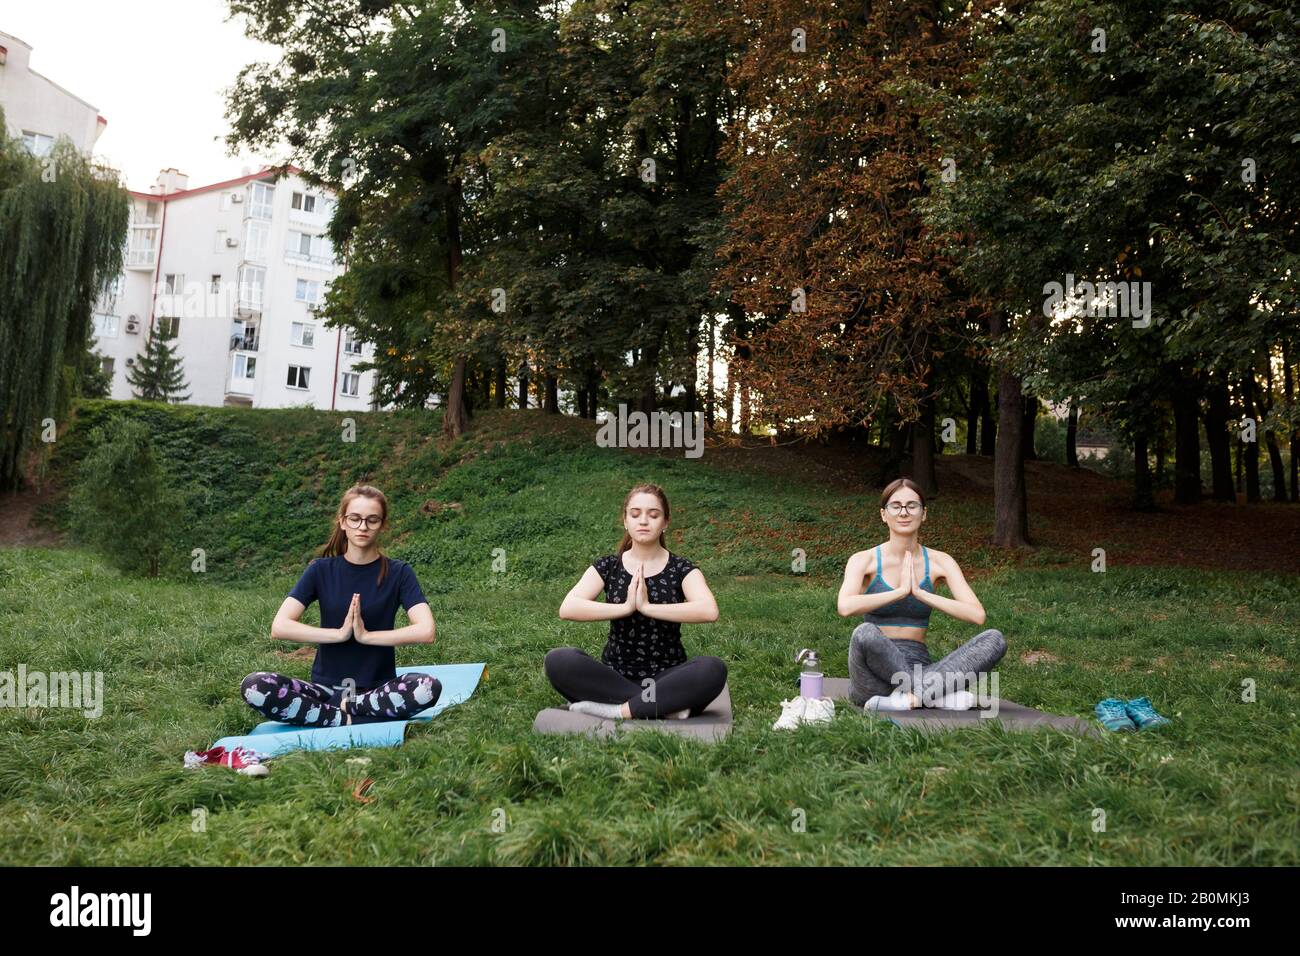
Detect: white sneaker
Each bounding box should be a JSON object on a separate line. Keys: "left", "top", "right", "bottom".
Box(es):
{"left": 937, "top": 690, "right": 976, "bottom": 710}
{"left": 802, "top": 697, "right": 836, "bottom": 725}
{"left": 773, "top": 697, "right": 807, "bottom": 730}
{"left": 865, "top": 689, "right": 917, "bottom": 712}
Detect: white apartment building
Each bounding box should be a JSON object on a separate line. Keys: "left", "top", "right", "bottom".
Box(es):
{"left": 92, "top": 165, "right": 379, "bottom": 410}
{"left": 0, "top": 30, "right": 105, "bottom": 155}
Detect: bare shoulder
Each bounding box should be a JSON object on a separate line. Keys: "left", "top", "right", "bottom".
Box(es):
{"left": 924, "top": 547, "right": 961, "bottom": 578}
{"left": 844, "top": 548, "right": 875, "bottom": 577}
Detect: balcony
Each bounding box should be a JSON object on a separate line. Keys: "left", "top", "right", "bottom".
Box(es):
{"left": 229, "top": 334, "right": 259, "bottom": 352}
{"left": 285, "top": 249, "right": 336, "bottom": 270}
{"left": 126, "top": 249, "right": 156, "bottom": 270}
{"left": 236, "top": 288, "right": 263, "bottom": 316}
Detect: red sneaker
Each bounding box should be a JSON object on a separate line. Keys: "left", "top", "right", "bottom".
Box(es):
{"left": 184, "top": 746, "right": 270, "bottom": 777}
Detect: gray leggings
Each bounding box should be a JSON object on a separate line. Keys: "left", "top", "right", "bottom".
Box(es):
{"left": 847, "top": 622, "right": 1007, "bottom": 706}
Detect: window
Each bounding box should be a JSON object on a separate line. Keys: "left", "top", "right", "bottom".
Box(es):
{"left": 341, "top": 372, "right": 360, "bottom": 397}
{"left": 291, "top": 191, "right": 317, "bottom": 213}
{"left": 239, "top": 266, "right": 266, "bottom": 307}
{"left": 100, "top": 357, "right": 115, "bottom": 377}
{"left": 141, "top": 201, "right": 162, "bottom": 225}
{"left": 93, "top": 314, "right": 119, "bottom": 338}
{"left": 221, "top": 192, "right": 234, "bottom": 211}
{"left": 214, "top": 228, "right": 228, "bottom": 253}
{"left": 343, "top": 330, "right": 364, "bottom": 355}
{"left": 250, "top": 182, "right": 275, "bottom": 219}
{"left": 295, "top": 279, "right": 320, "bottom": 304}
{"left": 244, "top": 221, "right": 269, "bottom": 262}
{"left": 210, "top": 274, "right": 222, "bottom": 293}
{"left": 159, "top": 316, "right": 181, "bottom": 338}
{"left": 21, "top": 131, "right": 54, "bottom": 156}
{"left": 286, "top": 365, "right": 311, "bottom": 389}
{"left": 164, "top": 273, "right": 184, "bottom": 294}
{"left": 291, "top": 321, "right": 316, "bottom": 347}
{"left": 233, "top": 354, "right": 256, "bottom": 380}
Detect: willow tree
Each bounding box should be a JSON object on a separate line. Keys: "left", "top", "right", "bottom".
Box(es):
{"left": 0, "top": 116, "right": 129, "bottom": 492}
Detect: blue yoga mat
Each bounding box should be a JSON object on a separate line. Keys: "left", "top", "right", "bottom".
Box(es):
{"left": 211, "top": 663, "right": 486, "bottom": 757}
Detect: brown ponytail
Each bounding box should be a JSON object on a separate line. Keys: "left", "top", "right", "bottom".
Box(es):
{"left": 319, "top": 484, "right": 390, "bottom": 586}
{"left": 615, "top": 483, "right": 671, "bottom": 554}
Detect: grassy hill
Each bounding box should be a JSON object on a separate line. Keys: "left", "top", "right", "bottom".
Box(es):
{"left": 0, "top": 400, "right": 1296, "bottom": 865}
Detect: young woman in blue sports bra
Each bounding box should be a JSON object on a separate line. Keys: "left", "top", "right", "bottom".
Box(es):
{"left": 836, "top": 477, "right": 1006, "bottom": 711}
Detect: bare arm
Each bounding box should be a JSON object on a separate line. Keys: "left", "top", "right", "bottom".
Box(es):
{"left": 356, "top": 599, "right": 436, "bottom": 647}
{"left": 559, "top": 565, "right": 636, "bottom": 621}
{"left": 639, "top": 568, "right": 719, "bottom": 623}
{"left": 837, "top": 549, "right": 910, "bottom": 617}
{"left": 912, "top": 551, "right": 987, "bottom": 626}
{"left": 270, "top": 596, "right": 347, "bottom": 644}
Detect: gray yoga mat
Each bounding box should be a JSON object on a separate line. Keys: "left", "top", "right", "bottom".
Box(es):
{"left": 533, "top": 683, "right": 732, "bottom": 742}
{"left": 822, "top": 677, "right": 1099, "bottom": 737}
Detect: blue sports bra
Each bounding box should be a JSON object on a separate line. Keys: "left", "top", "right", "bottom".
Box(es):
{"left": 863, "top": 545, "right": 933, "bottom": 629}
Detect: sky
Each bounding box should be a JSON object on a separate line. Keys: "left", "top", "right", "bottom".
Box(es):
{"left": 3, "top": 0, "right": 285, "bottom": 192}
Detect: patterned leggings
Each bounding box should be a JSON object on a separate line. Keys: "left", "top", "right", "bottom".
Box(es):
{"left": 240, "top": 671, "right": 442, "bottom": 727}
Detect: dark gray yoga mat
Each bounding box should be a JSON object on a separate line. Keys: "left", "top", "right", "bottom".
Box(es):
{"left": 533, "top": 684, "right": 732, "bottom": 742}
{"left": 822, "top": 677, "right": 1099, "bottom": 737}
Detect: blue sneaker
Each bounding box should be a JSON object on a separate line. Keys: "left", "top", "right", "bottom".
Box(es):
{"left": 1125, "top": 697, "right": 1171, "bottom": 730}
{"left": 1095, "top": 698, "right": 1136, "bottom": 732}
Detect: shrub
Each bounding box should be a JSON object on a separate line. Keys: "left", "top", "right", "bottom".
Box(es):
{"left": 67, "top": 418, "right": 188, "bottom": 577}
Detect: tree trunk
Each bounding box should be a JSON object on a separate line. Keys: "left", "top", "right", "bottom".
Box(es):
{"left": 966, "top": 369, "right": 986, "bottom": 455}
{"left": 1285, "top": 339, "right": 1298, "bottom": 502}
{"left": 494, "top": 360, "right": 506, "bottom": 409}
{"left": 440, "top": 171, "right": 469, "bottom": 440}
{"left": 1205, "top": 376, "right": 1234, "bottom": 501}
{"left": 1263, "top": 354, "right": 1287, "bottom": 501}
{"left": 979, "top": 378, "right": 996, "bottom": 456}
{"left": 1172, "top": 379, "right": 1201, "bottom": 504}
{"left": 1066, "top": 399, "right": 1079, "bottom": 467}
{"left": 544, "top": 374, "right": 559, "bottom": 414}
{"left": 1243, "top": 373, "right": 1261, "bottom": 503}
{"left": 1133, "top": 431, "right": 1155, "bottom": 511}
{"left": 1020, "top": 393, "right": 1038, "bottom": 461}
{"left": 911, "top": 393, "right": 938, "bottom": 497}
{"left": 442, "top": 357, "right": 470, "bottom": 438}
{"left": 517, "top": 358, "right": 529, "bottom": 409}
{"left": 990, "top": 313, "right": 1029, "bottom": 547}
{"left": 706, "top": 314, "right": 716, "bottom": 427}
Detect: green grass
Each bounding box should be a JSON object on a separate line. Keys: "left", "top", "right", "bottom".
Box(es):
{"left": 1, "top": 402, "right": 1298, "bottom": 864}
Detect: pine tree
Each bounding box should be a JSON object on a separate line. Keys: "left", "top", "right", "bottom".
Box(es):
{"left": 126, "top": 324, "right": 191, "bottom": 403}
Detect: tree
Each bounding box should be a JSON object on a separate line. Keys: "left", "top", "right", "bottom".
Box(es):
{"left": 712, "top": 0, "right": 988, "bottom": 491}
{"left": 0, "top": 117, "right": 129, "bottom": 491}
{"left": 68, "top": 418, "right": 188, "bottom": 578}
{"left": 126, "top": 324, "right": 191, "bottom": 403}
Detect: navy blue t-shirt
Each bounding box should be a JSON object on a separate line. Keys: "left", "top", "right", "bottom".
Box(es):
{"left": 287, "top": 555, "right": 428, "bottom": 689}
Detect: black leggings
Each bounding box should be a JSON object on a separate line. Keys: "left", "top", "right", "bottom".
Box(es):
{"left": 544, "top": 647, "right": 727, "bottom": 719}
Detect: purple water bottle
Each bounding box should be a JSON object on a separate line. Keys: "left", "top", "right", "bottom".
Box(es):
{"left": 796, "top": 648, "right": 823, "bottom": 699}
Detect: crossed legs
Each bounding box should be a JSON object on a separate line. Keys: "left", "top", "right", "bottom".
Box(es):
{"left": 847, "top": 622, "right": 1006, "bottom": 708}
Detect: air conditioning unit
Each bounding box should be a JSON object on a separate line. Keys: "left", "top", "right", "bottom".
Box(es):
{"left": 231, "top": 194, "right": 244, "bottom": 203}
{"left": 125, "top": 357, "right": 136, "bottom": 367}
{"left": 225, "top": 237, "right": 239, "bottom": 247}
{"left": 125, "top": 316, "right": 140, "bottom": 334}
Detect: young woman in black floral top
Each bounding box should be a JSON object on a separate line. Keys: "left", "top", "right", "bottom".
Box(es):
{"left": 548, "top": 483, "right": 727, "bottom": 719}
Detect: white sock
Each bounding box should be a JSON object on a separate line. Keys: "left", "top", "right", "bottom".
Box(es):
{"left": 938, "top": 690, "right": 976, "bottom": 710}
{"left": 664, "top": 708, "right": 690, "bottom": 720}
{"left": 568, "top": 700, "right": 625, "bottom": 719}
{"left": 865, "top": 689, "right": 916, "bottom": 712}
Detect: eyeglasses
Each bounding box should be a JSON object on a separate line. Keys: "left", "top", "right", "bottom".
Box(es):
{"left": 885, "top": 502, "right": 923, "bottom": 515}
{"left": 344, "top": 514, "right": 383, "bottom": 529}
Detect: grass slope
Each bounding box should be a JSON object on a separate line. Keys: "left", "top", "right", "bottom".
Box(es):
{"left": 0, "top": 401, "right": 1296, "bottom": 864}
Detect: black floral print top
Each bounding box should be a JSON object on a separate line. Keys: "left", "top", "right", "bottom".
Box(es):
{"left": 592, "top": 552, "right": 698, "bottom": 680}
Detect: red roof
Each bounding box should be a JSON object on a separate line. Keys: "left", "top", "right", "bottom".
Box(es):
{"left": 127, "top": 164, "right": 305, "bottom": 202}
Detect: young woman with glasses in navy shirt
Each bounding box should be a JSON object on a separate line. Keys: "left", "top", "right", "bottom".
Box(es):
{"left": 239, "top": 484, "right": 442, "bottom": 726}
